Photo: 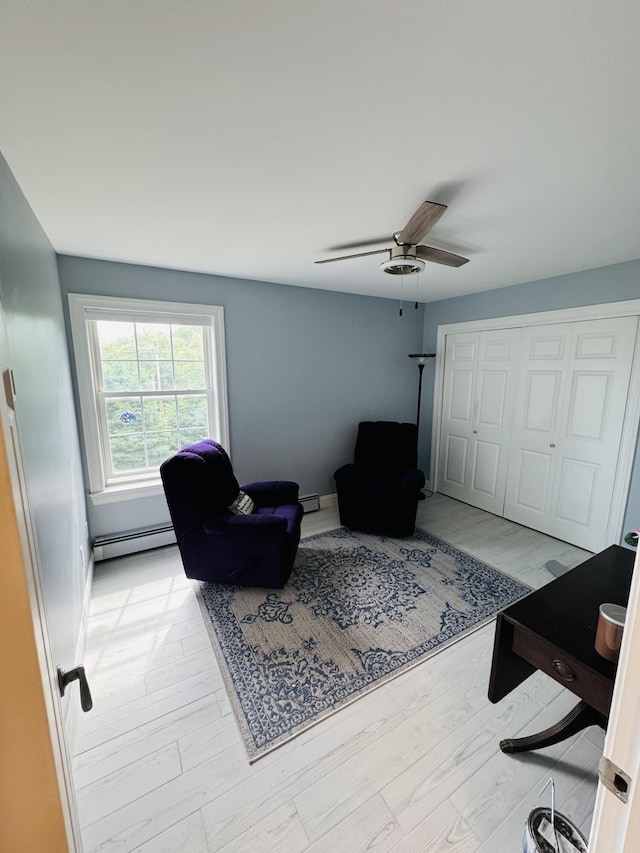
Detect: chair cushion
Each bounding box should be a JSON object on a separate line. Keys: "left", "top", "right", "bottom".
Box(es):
{"left": 354, "top": 421, "right": 418, "bottom": 485}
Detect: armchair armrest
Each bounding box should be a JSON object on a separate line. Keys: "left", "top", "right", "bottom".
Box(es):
{"left": 241, "top": 480, "right": 299, "bottom": 507}
{"left": 400, "top": 468, "right": 426, "bottom": 494}
{"left": 203, "top": 513, "right": 287, "bottom": 536}
{"left": 334, "top": 463, "right": 357, "bottom": 485}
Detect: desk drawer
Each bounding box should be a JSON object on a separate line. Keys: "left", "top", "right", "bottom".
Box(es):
{"left": 511, "top": 624, "right": 612, "bottom": 716}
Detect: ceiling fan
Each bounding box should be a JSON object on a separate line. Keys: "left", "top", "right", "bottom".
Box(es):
{"left": 315, "top": 200, "right": 469, "bottom": 275}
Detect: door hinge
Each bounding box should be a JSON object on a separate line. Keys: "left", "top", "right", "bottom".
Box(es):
{"left": 599, "top": 756, "right": 631, "bottom": 803}
{"left": 3, "top": 368, "right": 15, "bottom": 411}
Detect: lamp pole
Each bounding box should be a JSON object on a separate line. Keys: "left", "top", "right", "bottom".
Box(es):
{"left": 408, "top": 353, "right": 436, "bottom": 433}
{"left": 416, "top": 362, "right": 425, "bottom": 431}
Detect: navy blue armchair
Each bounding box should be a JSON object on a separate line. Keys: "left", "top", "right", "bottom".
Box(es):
{"left": 160, "top": 440, "right": 303, "bottom": 588}
{"left": 334, "top": 421, "right": 425, "bottom": 537}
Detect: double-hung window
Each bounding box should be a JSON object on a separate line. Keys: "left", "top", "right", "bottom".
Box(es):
{"left": 69, "top": 294, "right": 229, "bottom": 503}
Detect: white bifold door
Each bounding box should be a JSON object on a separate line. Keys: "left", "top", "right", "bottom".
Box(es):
{"left": 438, "top": 316, "right": 638, "bottom": 552}
{"left": 437, "top": 328, "right": 520, "bottom": 515}
{"left": 503, "top": 316, "right": 638, "bottom": 552}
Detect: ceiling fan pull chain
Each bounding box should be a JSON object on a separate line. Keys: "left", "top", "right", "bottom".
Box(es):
{"left": 399, "top": 276, "right": 405, "bottom": 316}
{"left": 415, "top": 270, "right": 420, "bottom": 309}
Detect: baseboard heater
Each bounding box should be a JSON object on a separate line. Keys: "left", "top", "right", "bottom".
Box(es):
{"left": 93, "top": 524, "right": 176, "bottom": 562}
{"left": 299, "top": 493, "right": 320, "bottom": 513}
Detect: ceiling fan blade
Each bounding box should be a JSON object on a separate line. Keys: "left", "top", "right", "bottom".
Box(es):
{"left": 416, "top": 245, "right": 469, "bottom": 267}
{"left": 398, "top": 201, "right": 447, "bottom": 246}
{"left": 315, "top": 248, "right": 390, "bottom": 264}
{"left": 328, "top": 236, "right": 391, "bottom": 251}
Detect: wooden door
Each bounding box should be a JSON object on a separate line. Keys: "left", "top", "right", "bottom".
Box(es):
{"left": 0, "top": 302, "right": 81, "bottom": 850}
{"left": 589, "top": 546, "right": 640, "bottom": 851}
{"left": 438, "top": 328, "right": 520, "bottom": 514}
{"left": 504, "top": 316, "right": 638, "bottom": 552}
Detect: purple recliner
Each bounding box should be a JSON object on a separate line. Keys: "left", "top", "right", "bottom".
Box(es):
{"left": 334, "top": 421, "right": 425, "bottom": 537}
{"left": 160, "top": 440, "right": 303, "bottom": 588}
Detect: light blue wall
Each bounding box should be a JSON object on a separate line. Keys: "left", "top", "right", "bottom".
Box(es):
{"left": 57, "top": 255, "right": 424, "bottom": 538}
{"left": 421, "top": 260, "right": 640, "bottom": 542}
{"left": 0, "top": 152, "right": 90, "bottom": 675}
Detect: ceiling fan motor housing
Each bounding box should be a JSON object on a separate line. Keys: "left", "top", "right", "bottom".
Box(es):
{"left": 380, "top": 244, "right": 426, "bottom": 275}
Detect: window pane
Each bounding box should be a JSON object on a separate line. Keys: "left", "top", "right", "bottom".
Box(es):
{"left": 109, "top": 434, "right": 147, "bottom": 473}
{"left": 73, "top": 296, "right": 227, "bottom": 491}
{"left": 175, "top": 361, "right": 205, "bottom": 389}
{"left": 143, "top": 398, "right": 177, "bottom": 432}
{"left": 139, "top": 360, "right": 175, "bottom": 391}
{"left": 146, "top": 431, "right": 180, "bottom": 467}
{"left": 102, "top": 360, "right": 140, "bottom": 391}
{"left": 172, "top": 325, "right": 204, "bottom": 361}
{"left": 106, "top": 398, "right": 143, "bottom": 435}
{"left": 97, "top": 321, "right": 136, "bottom": 360}
{"left": 136, "top": 323, "right": 172, "bottom": 359}
{"left": 177, "top": 396, "right": 209, "bottom": 429}
{"left": 179, "top": 428, "right": 208, "bottom": 448}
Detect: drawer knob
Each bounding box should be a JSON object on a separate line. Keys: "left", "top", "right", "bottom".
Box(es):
{"left": 552, "top": 659, "right": 575, "bottom": 681}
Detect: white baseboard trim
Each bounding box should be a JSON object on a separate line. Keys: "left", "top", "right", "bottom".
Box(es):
{"left": 319, "top": 492, "right": 337, "bottom": 509}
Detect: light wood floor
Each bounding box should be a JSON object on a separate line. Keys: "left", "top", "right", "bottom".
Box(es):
{"left": 73, "top": 494, "right": 601, "bottom": 852}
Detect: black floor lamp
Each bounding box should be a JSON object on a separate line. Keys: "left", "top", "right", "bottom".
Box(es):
{"left": 408, "top": 352, "right": 436, "bottom": 433}
{"left": 409, "top": 353, "right": 436, "bottom": 499}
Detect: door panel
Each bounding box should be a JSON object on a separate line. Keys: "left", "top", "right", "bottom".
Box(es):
{"left": 575, "top": 331, "right": 618, "bottom": 358}
{"left": 529, "top": 334, "right": 566, "bottom": 359}
{"left": 505, "top": 316, "right": 638, "bottom": 551}
{"left": 478, "top": 371, "right": 507, "bottom": 427}
{"left": 444, "top": 433, "right": 468, "bottom": 486}
{"left": 472, "top": 440, "right": 501, "bottom": 496}
{"left": 555, "top": 458, "right": 597, "bottom": 524}
{"left": 438, "top": 328, "right": 520, "bottom": 513}
{"left": 452, "top": 339, "right": 477, "bottom": 361}
{"left": 567, "top": 372, "right": 610, "bottom": 439}
{"left": 523, "top": 372, "right": 561, "bottom": 432}
{"left": 449, "top": 370, "right": 474, "bottom": 421}
{"left": 514, "top": 450, "right": 552, "bottom": 513}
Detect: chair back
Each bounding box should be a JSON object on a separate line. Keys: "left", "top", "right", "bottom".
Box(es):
{"left": 160, "top": 440, "right": 239, "bottom": 540}
{"left": 354, "top": 421, "right": 418, "bottom": 484}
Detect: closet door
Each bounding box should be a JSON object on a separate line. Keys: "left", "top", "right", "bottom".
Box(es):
{"left": 504, "top": 316, "right": 638, "bottom": 552}
{"left": 438, "top": 328, "right": 520, "bottom": 514}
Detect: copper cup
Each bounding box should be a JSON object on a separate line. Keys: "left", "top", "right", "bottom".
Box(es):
{"left": 594, "top": 603, "right": 626, "bottom": 662}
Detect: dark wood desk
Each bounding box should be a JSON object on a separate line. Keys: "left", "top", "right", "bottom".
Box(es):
{"left": 488, "top": 544, "right": 635, "bottom": 753}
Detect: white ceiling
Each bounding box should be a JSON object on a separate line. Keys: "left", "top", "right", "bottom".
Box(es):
{"left": 1, "top": 1, "right": 638, "bottom": 303}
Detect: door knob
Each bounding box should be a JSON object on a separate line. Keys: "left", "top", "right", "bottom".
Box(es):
{"left": 57, "top": 665, "right": 93, "bottom": 712}
{"left": 549, "top": 443, "right": 556, "bottom": 448}
{"left": 473, "top": 429, "right": 478, "bottom": 434}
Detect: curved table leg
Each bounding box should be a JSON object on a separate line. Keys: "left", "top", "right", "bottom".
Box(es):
{"left": 500, "top": 700, "right": 607, "bottom": 754}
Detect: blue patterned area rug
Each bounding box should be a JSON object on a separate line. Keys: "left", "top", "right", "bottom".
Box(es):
{"left": 195, "top": 527, "right": 530, "bottom": 762}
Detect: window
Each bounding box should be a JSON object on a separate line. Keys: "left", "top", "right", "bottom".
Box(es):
{"left": 69, "top": 295, "right": 229, "bottom": 503}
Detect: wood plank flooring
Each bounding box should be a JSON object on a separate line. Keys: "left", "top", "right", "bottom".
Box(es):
{"left": 73, "top": 494, "right": 601, "bottom": 852}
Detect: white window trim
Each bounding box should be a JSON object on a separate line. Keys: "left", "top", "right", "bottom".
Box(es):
{"left": 68, "top": 293, "right": 230, "bottom": 504}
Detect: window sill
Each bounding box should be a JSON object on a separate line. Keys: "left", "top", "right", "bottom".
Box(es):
{"left": 89, "top": 480, "right": 166, "bottom": 506}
